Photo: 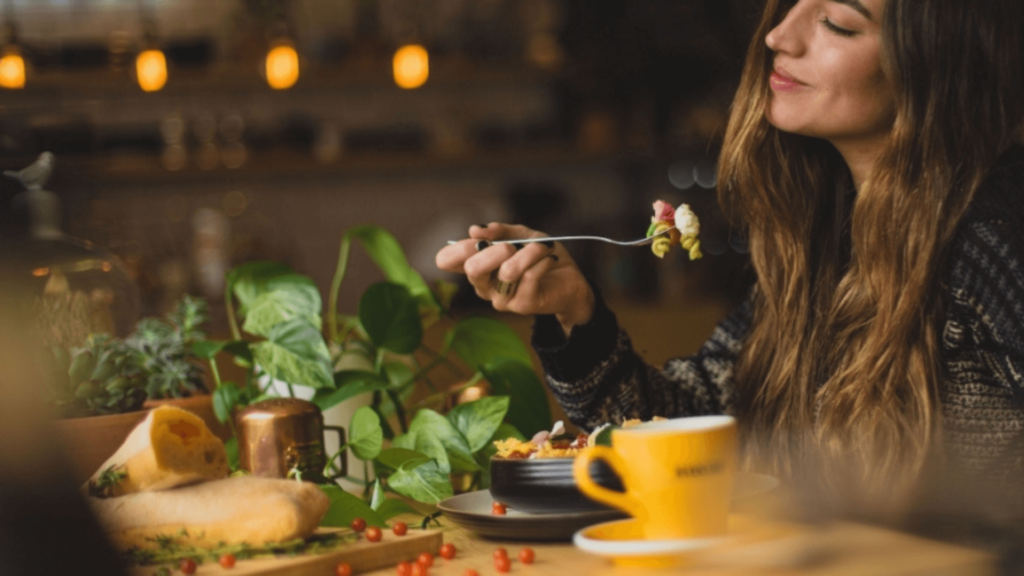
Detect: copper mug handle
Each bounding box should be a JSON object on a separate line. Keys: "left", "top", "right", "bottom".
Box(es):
{"left": 323, "top": 425, "right": 347, "bottom": 479}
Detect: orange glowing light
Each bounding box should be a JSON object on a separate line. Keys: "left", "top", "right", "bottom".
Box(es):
{"left": 135, "top": 49, "right": 167, "bottom": 92}
{"left": 101, "top": 261, "right": 113, "bottom": 272}
{"left": 392, "top": 44, "right": 429, "bottom": 90}
{"left": 0, "top": 46, "right": 25, "bottom": 89}
{"left": 265, "top": 44, "right": 299, "bottom": 90}
{"left": 31, "top": 267, "right": 49, "bottom": 277}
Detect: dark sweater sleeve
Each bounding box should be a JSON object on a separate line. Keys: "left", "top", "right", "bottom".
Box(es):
{"left": 937, "top": 158, "right": 1024, "bottom": 491}
{"left": 531, "top": 291, "right": 750, "bottom": 432}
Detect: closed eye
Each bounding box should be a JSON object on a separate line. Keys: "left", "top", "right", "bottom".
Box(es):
{"left": 821, "top": 17, "right": 856, "bottom": 37}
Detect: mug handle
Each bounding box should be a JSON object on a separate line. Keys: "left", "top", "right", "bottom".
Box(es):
{"left": 573, "top": 446, "right": 645, "bottom": 519}
{"left": 323, "top": 425, "right": 347, "bottom": 479}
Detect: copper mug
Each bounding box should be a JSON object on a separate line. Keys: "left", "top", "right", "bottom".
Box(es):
{"left": 236, "top": 398, "right": 346, "bottom": 481}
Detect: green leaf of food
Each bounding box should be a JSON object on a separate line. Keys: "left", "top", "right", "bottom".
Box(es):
{"left": 212, "top": 382, "right": 242, "bottom": 424}
{"left": 447, "top": 317, "right": 532, "bottom": 368}
{"left": 482, "top": 359, "right": 552, "bottom": 437}
{"left": 375, "top": 447, "right": 433, "bottom": 472}
{"left": 376, "top": 498, "right": 418, "bottom": 520}
{"left": 594, "top": 425, "right": 617, "bottom": 446}
{"left": 312, "top": 371, "right": 391, "bottom": 412}
{"left": 446, "top": 396, "right": 510, "bottom": 453}
{"left": 348, "top": 406, "right": 384, "bottom": 461}
{"left": 227, "top": 261, "right": 296, "bottom": 315}
{"left": 318, "top": 485, "right": 387, "bottom": 528}
{"left": 406, "top": 409, "right": 479, "bottom": 473}
{"left": 386, "top": 461, "right": 454, "bottom": 504}
{"left": 347, "top": 226, "right": 439, "bottom": 315}
{"left": 242, "top": 275, "right": 323, "bottom": 336}
{"left": 358, "top": 282, "right": 423, "bottom": 354}
{"left": 252, "top": 319, "right": 333, "bottom": 390}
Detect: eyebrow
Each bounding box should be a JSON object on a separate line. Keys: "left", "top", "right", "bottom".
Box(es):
{"left": 829, "top": 0, "right": 873, "bottom": 20}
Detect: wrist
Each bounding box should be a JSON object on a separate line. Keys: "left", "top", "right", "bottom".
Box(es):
{"left": 555, "top": 284, "right": 595, "bottom": 336}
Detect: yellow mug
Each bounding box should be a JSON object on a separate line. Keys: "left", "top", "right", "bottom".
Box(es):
{"left": 573, "top": 415, "right": 737, "bottom": 540}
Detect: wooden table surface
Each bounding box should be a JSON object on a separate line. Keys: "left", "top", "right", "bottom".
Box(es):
{"left": 358, "top": 515, "right": 995, "bottom": 576}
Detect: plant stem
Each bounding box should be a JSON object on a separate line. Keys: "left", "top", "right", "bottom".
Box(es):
{"left": 208, "top": 359, "right": 222, "bottom": 389}
{"left": 418, "top": 344, "right": 466, "bottom": 379}
{"left": 224, "top": 285, "right": 241, "bottom": 342}
{"left": 397, "top": 355, "right": 447, "bottom": 392}
{"left": 328, "top": 232, "right": 353, "bottom": 344}
{"left": 386, "top": 389, "right": 408, "bottom": 434}
{"left": 413, "top": 372, "right": 483, "bottom": 409}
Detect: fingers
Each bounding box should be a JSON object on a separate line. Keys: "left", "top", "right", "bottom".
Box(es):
{"left": 436, "top": 222, "right": 543, "bottom": 274}
{"left": 498, "top": 254, "right": 562, "bottom": 315}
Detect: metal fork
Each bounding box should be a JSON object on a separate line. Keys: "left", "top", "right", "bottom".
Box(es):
{"left": 447, "top": 228, "right": 671, "bottom": 248}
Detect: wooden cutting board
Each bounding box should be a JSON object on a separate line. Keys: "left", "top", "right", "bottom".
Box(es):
{"left": 129, "top": 529, "right": 443, "bottom": 576}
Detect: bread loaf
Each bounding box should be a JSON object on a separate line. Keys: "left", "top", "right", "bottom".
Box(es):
{"left": 89, "top": 476, "right": 330, "bottom": 549}
{"left": 85, "top": 405, "right": 229, "bottom": 497}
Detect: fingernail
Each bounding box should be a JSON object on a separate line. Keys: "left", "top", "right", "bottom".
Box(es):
{"left": 476, "top": 240, "right": 491, "bottom": 251}
{"left": 541, "top": 240, "right": 555, "bottom": 249}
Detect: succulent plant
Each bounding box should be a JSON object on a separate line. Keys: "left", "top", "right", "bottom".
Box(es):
{"left": 52, "top": 334, "right": 149, "bottom": 417}
{"left": 124, "top": 295, "right": 209, "bottom": 400}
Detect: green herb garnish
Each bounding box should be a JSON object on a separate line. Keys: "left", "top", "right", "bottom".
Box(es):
{"left": 87, "top": 465, "right": 127, "bottom": 498}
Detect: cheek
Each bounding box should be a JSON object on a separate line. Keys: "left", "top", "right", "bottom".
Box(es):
{"left": 822, "top": 53, "right": 892, "bottom": 129}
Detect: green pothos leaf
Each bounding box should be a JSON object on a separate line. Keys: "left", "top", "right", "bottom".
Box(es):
{"left": 251, "top": 319, "right": 333, "bottom": 389}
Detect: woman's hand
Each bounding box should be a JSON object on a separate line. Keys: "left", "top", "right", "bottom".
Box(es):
{"left": 435, "top": 223, "right": 595, "bottom": 335}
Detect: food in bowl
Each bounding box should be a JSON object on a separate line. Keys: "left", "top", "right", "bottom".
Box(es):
{"left": 488, "top": 418, "right": 665, "bottom": 515}
{"left": 492, "top": 417, "right": 666, "bottom": 460}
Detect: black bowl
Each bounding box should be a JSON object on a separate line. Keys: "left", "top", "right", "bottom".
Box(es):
{"left": 489, "top": 456, "right": 625, "bottom": 514}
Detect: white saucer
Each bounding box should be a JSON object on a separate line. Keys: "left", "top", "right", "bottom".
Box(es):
{"left": 573, "top": 519, "right": 725, "bottom": 558}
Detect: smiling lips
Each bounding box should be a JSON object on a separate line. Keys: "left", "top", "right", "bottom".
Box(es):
{"left": 770, "top": 69, "right": 807, "bottom": 92}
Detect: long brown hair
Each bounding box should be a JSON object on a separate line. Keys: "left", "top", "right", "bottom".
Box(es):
{"left": 718, "top": 0, "right": 1024, "bottom": 514}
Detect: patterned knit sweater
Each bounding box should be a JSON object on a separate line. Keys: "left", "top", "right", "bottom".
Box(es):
{"left": 532, "top": 147, "right": 1024, "bottom": 532}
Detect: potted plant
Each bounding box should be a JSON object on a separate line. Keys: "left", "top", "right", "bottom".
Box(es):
{"left": 200, "top": 225, "right": 555, "bottom": 526}
{"left": 48, "top": 295, "right": 226, "bottom": 483}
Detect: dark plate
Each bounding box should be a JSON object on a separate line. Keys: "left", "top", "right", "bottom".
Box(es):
{"left": 489, "top": 456, "right": 624, "bottom": 514}
{"left": 437, "top": 490, "right": 628, "bottom": 541}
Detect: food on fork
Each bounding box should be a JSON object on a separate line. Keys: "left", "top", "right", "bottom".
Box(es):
{"left": 647, "top": 201, "right": 702, "bottom": 259}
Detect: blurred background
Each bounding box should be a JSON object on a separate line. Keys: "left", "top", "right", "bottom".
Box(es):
{"left": 0, "top": 0, "right": 759, "bottom": 362}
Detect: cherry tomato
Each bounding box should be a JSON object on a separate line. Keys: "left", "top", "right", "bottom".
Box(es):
{"left": 366, "top": 526, "right": 383, "bottom": 542}
{"left": 495, "top": 555, "right": 511, "bottom": 573}
{"left": 417, "top": 552, "right": 434, "bottom": 567}
{"left": 463, "top": 570, "right": 480, "bottom": 576}
{"left": 491, "top": 501, "right": 507, "bottom": 515}
{"left": 392, "top": 521, "right": 408, "bottom": 536}
{"left": 351, "top": 517, "right": 367, "bottom": 532}
{"left": 493, "top": 547, "right": 508, "bottom": 560}
{"left": 519, "top": 547, "right": 535, "bottom": 564}
{"left": 439, "top": 543, "right": 456, "bottom": 560}
{"left": 178, "top": 558, "right": 197, "bottom": 574}
{"left": 219, "top": 553, "right": 237, "bottom": 568}
{"left": 411, "top": 563, "right": 427, "bottom": 576}
{"left": 335, "top": 562, "right": 352, "bottom": 576}
{"left": 396, "top": 561, "right": 413, "bottom": 576}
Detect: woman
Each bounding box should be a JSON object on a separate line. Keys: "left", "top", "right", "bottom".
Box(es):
{"left": 436, "top": 0, "right": 1024, "bottom": 533}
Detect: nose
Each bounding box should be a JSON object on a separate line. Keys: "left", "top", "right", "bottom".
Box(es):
{"left": 765, "top": 1, "right": 806, "bottom": 55}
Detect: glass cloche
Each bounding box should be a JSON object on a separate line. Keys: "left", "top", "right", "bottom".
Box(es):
{"left": 6, "top": 152, "right": 141, "bottom": 349}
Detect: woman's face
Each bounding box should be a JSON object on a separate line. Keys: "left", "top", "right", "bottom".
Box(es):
{"left": 765, "top": 0, "right": 893, "bottom": 146}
